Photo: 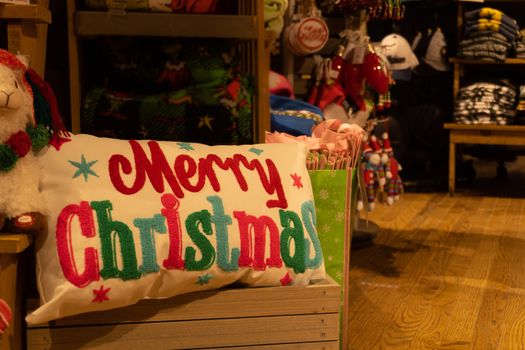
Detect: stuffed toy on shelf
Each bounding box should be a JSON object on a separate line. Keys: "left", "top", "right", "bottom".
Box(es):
{"left": 358, "top": 134, "right": 386, "bottom": 211}
{"left": 381, "top": 132, "right": 403, "bottom": 205}
{"left": 0, "top": 49, "right": 68, "bottom": 234}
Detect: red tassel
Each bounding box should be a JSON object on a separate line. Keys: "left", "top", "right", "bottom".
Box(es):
{"left": 27, "top": 68, "right": 70, "bottom": 137}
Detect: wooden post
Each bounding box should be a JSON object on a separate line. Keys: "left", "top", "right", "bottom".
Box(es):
{"left": 0, "top": 234, "right": 32, "bottom": 350}
{"left": 0, "top": 254, "right": 19, "bottom": 350}
{"left": 255, "top": 0, "right": 270, "bottom": 143}
{"left": 449, "top": 138, "right": 455, "bottom": 196}
{"left": 66, "top": 0, "right": 82, "bottom": 134}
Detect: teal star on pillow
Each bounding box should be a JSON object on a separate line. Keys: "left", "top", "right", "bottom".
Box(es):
{"left": 248, "top": 147, "right": 264, "bottom": 155}
{"left": 177, "top": 142, "right": 195, "bottom": 151}
{"left": 195, "top": 273, "right": 214, "bottom": 286}
{"left": 69, "top": 154, "right": 99, "bottom": 182}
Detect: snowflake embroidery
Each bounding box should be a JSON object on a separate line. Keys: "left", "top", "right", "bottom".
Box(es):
{"left": 322, "top": 224, "right": 331, "bottom": 234}
{"left": 335, "top": 212, "right": 345, "bottom": 222}
{"left": 319, "top": 189, "right": 329, "bottom": 200}
{"left": 69, "top": 154, "right": 99, "bottom": 182}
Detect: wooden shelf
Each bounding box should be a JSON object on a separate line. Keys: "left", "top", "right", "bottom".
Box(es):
{"left": 444, "top": 123, "right": 525, "bottom": 131}
{"left": 481, "top": 0, "right": 525, "bottom": 2}
{"left": 450, "top": 57, "right": 525, "bottom": 65}
{"left": 75, "top": 11, "right": 258, "bottom": 39}
{"left": 0, "top": 233, "right": 32, "bottom": 254}
{"left": 0, "top": 4, "right": 51, "bottom": 23}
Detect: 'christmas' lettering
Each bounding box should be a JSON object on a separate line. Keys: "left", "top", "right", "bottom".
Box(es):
{"left": 55, "top": 198, "right": 321, "bottom": 287}
{"left": 91, "top": 200, "right": 141, "bottom": 281}
{"left": 56, "top": 201, "right": 100, "bottom": 287}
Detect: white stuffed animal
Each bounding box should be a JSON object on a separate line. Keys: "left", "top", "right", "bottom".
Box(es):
{"left": 0, "top": 49, "right": 49, "bottom": 233}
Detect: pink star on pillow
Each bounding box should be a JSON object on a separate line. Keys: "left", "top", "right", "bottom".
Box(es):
{"left": 49, "top": 133, "right": 71, "bottom": 151}
{"left": 92, "top": 285, "right": 111, "bottom": 303}
{"left": 290, "top": 173, "right": 303, "bottom": 189}
{"left": 280, "top": 272, "right": 293, "bottom": 286}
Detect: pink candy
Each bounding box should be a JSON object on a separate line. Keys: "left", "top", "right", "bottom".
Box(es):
{"left": 266, "top": 120, "right": 365, "bottom": 169}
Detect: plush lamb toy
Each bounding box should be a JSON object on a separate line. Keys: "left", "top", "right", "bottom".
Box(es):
{"left": 0, "top": 49, "right": 67, "bottom": 234}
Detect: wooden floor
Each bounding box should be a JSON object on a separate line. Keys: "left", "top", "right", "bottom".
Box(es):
{"left": 347, "top": 159, "right": 525, "bottom": 350}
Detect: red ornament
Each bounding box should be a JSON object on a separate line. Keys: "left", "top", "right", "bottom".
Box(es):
{"left": 362, "top": 52, "right": 389, "bottom": 95}
{"left": 341, "top": 62, "right": 366, "bottom": 111}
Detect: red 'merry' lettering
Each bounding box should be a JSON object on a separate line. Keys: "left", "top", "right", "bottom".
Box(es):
{"left": 109, "top": 140, "right": 184, "bottom": 197}
{"left": 109, "top": 141, "right": 288, "bottom": 209}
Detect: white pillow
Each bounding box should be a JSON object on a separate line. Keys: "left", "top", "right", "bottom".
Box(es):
{"left": 26, "top": 134, "right": 325, "bottom": 324}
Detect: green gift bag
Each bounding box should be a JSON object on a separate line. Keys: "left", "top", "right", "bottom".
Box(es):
{"left": 309, "top": 168, "right": 358, "bottom": 349}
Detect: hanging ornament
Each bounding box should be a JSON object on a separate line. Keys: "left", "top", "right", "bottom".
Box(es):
{"left": 362, "top": 45, "right": 390, "bottom": 95}
{"left": 284, "top": 0, "right": 329, "bottom": 56}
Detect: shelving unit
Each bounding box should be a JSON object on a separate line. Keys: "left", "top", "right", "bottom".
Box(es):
{"left": 66, "top": 0, "right": 270, "bottom": 143}
{"left": 447, "top": 1, "right": 525, "bottom": 195}
{"left": 450, "top": 57, "right": 525, "bottom": 65}
{"left": 1, "top": 0, "right": 51, "bottom": 77}
{"left": 0, "top": 234, "right": 33, "bottom": 350}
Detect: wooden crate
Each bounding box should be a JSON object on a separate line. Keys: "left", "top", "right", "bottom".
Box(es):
{"left": 26, "top": 278, "right": 340, "bottom": 349}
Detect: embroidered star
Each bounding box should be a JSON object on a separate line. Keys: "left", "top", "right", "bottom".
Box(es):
{"left": 198, "top": 115, "right": 214, "bottom": 130}
{"left": 291, "top": 173, "right": 303, "bottom": 189}
{"left": 248, "top": 147, "right": 264, "bottom": 155}
{"left": 92, "top": 285, "right": 111, "bottom": 303}
{"left": 280, "top": 272, "right": 293, "bottom": 286}
{"left": 69, "top": 154, "right": 99, "bottom": 182}
{"left": 177, "top": 142, "right": 194, "bottom": 151}
{"left": 49, "top": 133, "right": 71, "bottom": 151}
{"left": 195, "top": 273, "right": 214, "bottom": 286}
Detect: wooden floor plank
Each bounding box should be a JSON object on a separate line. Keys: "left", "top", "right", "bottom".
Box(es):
{"left": 348, "top": 192, "right": 525, "bottom": 350}
{"left": 348, "top": 194, "right": 462, "bottom": 349}
{"left": 378, "top": 196, "right": 487, "bottom": 350}
{"left": 436, "top": 197, "right": 509, "bottom": 349}
{"left": 496, "top": 199, "right": 525, "bottom": 350}
{"left": 403, "top": 196, "right": 491, "bottom": 350}
{"left": 470, "top": 198, "right": 522, "bottom": 350}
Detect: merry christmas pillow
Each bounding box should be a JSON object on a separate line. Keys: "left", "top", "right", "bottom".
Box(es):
{"left": 26, "top": 134, "right": 325, "bottom": 324}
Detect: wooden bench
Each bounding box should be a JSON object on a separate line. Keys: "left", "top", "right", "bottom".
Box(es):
{"left": 0, "top": 236, "right": 341, "bottom": 349}
{"left": 444, "top": 123, "right": 525, "bottom": 195}
{"left": 0, "top": 233, "right": 340, "bottom": 349}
